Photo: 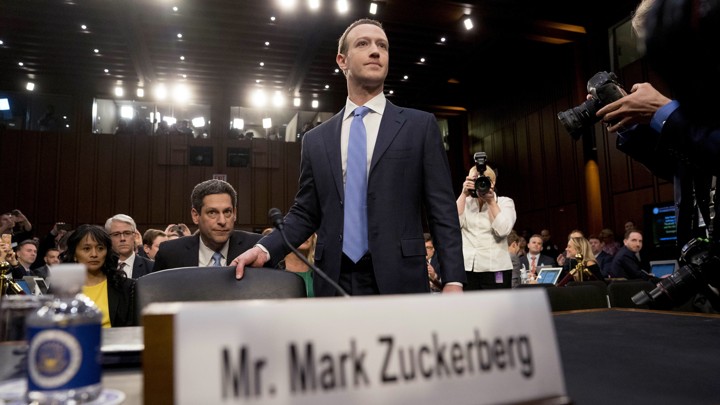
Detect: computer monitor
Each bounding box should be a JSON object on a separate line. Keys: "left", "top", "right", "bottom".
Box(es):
{"left": 536, "top": 267, "right": 563, "bottom": 285}
{"left": 649, "top": 260, "right": 679, "bottom": 278}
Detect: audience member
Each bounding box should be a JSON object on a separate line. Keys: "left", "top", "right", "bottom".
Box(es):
{"left": 134, "top": 229, "right": 148, "bottom": 259}
{"left": 520, "top": 234, "right": 556, "bottom": 281}
{"left": 609, "top": 229, "right": 651, "bottom": 280}
{"left": 142, "top": 229, "right": 169, "bottom": 261}
{"left": 458, "top": 163, "right": 517, "bottom": 290}
{"left": 11, "top": 239, "right": 38, "bottom": 279}
{"left": 599, "top": 228, "right": 622, "bottom": 256}
{"left": 557, "top": 229, "right": 585, "bottom": 267}
{"left": 507, "top": 230, "right": 523, "bottom": 288}
{"left": 1, "top": 210, "right": 33, "bottom": 244}
{"left": 588, "top": 234, "right": 613, "bottom": 277}
{"left": 540, "top": 229, "right": 560, "bottom": 259}
{"left": 33, "top": 247, "right": 61, "bottom": 279}
{"left": 154, "top": 179, "right": 262, "bottom": 270}
{"left": 65, "top": 224, "right": 137, "bottom": 327}
{"left": 424, "top": 233, "right": 442, "bottom": 292}
{"left": 164, "top": 223, "right": 191, "bottom": 239}
{"left": 105, "top": 214, "right": 154, "bottom": 278}
{"left": 31, "top": 222, "right": 71, "bottom": 269}
{"left": 278, "top": 234, "right": 317, "bottom": 297}
{"left": 557, "top": 236, "right": 604, "bottom": 286}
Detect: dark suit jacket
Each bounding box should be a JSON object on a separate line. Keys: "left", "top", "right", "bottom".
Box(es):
{"left": 108, "top": 277, "right": 137, "bottom": 327}
{"left": 519, "top": 253, "right": 556, "bottom": 271}
{"left": 260, "top": 101, "right": 465, "bottom": 296}
{"left": 131, "top": 255, "right": 154, "bottom": 278}
{"left": 153, "top": 231, "right": 262, "bottom": 271}
{"left": 609, "top": 246, "right": 650, "bottom": 281}
{"left": 595, "top": 250, "right": 613, "bottom": 277}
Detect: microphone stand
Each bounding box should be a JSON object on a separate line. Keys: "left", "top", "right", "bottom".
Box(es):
{"left": 270, "top": 209, "right": 349, "bottom": 297}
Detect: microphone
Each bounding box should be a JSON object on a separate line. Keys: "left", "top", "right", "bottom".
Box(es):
{"left": 268, "top": 208, "right": 349, "bottom": 297}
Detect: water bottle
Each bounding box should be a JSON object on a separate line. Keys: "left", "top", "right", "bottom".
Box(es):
{"left": 25, "top": 264, "right": 103, "bottom": 404}
{"left": 520, "top": 266, "right": 528, "bottom": 284}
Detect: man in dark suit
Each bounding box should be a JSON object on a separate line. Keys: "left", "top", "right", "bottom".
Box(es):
{"left": 519, "top": 234, "right": 556, "bottom": 280}
{"left": 232, "top": 19, "right": 465, "bottom": 296}
{"left": 588, "top": 235, "right": 613, "bottom": 277}
{"left": 105, "top": 214, "right": 154, "bottom": 278}
{"left": 154, "top": 179, "right": 262, "bottom": 271}
{"left": 609, "top": 230, "right": 651, "bottom": 280}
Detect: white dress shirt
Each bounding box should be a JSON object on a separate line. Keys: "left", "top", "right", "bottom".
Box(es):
{"left": 341, "top": 93, "right": 386, "bottom": 183}
{"left": 198, "top": 239, "right": 230, "bottom": 267}
{"left": 118, "top": 252, "right": 136, "bottom": 278}
{"left": 459, "top": 195, "right": 517, "bottom": 273}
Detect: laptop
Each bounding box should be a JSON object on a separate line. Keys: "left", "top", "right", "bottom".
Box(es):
{"left": 23, "top": 276, "right": 49, "bottom": 295}
{"left": 14, "top": 279, "right": 33, "bottom": 295}
{"left": 536, "top": 267, "right": 563, "bottom": 285}
{"left": 649, "top": 260, "right": 678, "bottom": 278}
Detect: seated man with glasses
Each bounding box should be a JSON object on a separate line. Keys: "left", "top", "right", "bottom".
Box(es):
{"left": 105, "top": 214, "right": 154, "bottom": 278}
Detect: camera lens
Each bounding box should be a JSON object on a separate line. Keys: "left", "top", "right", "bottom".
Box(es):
{"left": 557, "top": 99, "right": 599, "bottom": 140}
{"left": 475, "top": 176, "right": 492, "bottom": 196}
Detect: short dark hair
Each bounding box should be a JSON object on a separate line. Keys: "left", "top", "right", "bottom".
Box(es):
{"left": 45, "top": 247, "right": 60, "bottom": 256}
{"left": 423, "top": 232, "right": 433, "bottom": 242}
{"left": 507, "top": 230, "right": 520, "bottom": 245}
{"left": 191, "top": 179, "right": 238, "bottom": 212}
{"left": 16, "top": 239, "right": 38, "bottom": 250}
{"left": 142, "top": 229, "right": 167, "bottom": 246}
{"left": 338, "top": 18, "right": 384, "bottom": 55}
{"left": 624, "top": 228, "right": 643, "bottom": 240}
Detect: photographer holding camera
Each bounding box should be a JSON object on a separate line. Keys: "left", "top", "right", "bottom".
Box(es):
{"left": 457, "top": 153, "right": 517, "bottom": 290}
{"left": 588, "top": 0, "right": 720, "bottom": 311}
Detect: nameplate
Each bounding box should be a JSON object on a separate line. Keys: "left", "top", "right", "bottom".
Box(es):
{"left": 174, "top": 290, "right": 566, "bottom": 404}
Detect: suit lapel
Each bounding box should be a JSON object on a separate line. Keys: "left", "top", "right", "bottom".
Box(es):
{"left": 370, "top": 101, "right": 405, "bottom": 174}
{"left": 321, "top": 110, "right": 346, "bottom": 200}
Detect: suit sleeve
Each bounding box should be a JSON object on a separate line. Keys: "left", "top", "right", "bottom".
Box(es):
{"left": 658, "top": 106, "right": 720, "bottom": 176}
{"left": 420, "top": 113, "right": 466, "bottom": 285}
{"left": 153, "top": 247, "right": 170, "bottom": 272}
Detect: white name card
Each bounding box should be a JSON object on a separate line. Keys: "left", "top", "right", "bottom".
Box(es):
{"left": 174, "top": 289, "right": 566, "bottom": 405}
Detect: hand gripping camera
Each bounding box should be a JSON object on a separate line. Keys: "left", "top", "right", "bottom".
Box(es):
{"left": 557, "top": 71, "right": 627, "bottom": 140}
{"left": 469, "top": 152, "right": 492, "bottom": 198}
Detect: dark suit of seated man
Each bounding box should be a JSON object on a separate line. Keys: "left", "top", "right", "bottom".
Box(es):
{"left": 153, "top": 179, "right": 262, "bottom": 271}
{"left": 609, "top": 230, "right": 650, "bottom": 281}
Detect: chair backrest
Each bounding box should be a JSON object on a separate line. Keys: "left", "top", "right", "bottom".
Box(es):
{"left": 566, "top": 280, "right": 608, "bottom": 294}
{"left": 607, "top": 280, "right": 656, "bottom": 309}
{"left": 546, "top": 285, "right": 609, "bottom": 312}
{"left": 136, "top": 266, "right": 307, "bottom": 317}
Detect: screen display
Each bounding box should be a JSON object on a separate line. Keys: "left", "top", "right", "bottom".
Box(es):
{"left": 0, "top": 98, "right": 9, "bottom": 111}
{"left": 537, "top": 268, "right": 561, "bottom": 284}
{"left": 644, "top": 202, "right": 677, "bottom": 248}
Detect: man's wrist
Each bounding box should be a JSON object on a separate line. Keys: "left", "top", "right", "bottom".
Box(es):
{"left": 254, "top": 244, "right": 271, "bottom": 262}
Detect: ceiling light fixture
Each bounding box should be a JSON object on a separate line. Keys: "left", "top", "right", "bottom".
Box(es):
{"left": 120, "top": 106, "right": 134, "bottom": 119}
{"left": 180, "top": 55, "right": 185, "bottom": 61}
{"left": 259, "top": 62, "right": 265, "bottom": 67}
{"left": 104, "top": 68, "right": 109, "bottom": 73}
{"left": 270, "top": 16, "right": 276, "bottom": 22}
{"left": 262, "top": 117, "right": 272, "bottom": 129}
{"left": 440, "top": 37, "right": 446, "bottom": 42}
{"left": 172, "top": 6, "right": 178, "bottom": 12}
{"left": 155, "top": 84, "right": 167, "bottom": 100}
{"left": 18, "top": 62, "right": 24, "bottom": 67}
{"left": 26, "top": 82, "right": 35, "bottom": 91}
{"left": 177, "top": 33, "right": 183, "bottom": 39}
{"left": 272, "top": 91, "right": 285, "bottom": 107}
{"left": 293, "top": 97, "right": 301, "bottom": 107}
{"left": 388, "top": 90, "right": 394, "bottom": 94}
{"left": 233, "top": 118, "right": 244, "bottom": 130}
{"left": 308, "top": 0, "right": 320, "bottom": 10}
{"left": 403, "top": 75, "right": 409, "bottom": 80}
{"left": 463, "top": 16, "right": 474, "bottom": 30}
{"left": 81, "top": 24, "right": 87, "bottom": 30}
{"left": 0, "top": 40, "right": 5, "bottom": 45}
{"left": 137, "top": 88, "right": 145, "bottom": 98}
{"left": 114, "top": 86, "right": 124, "bottom": 97}
{"left": 336, "top": 0, "right": 349, "bottom": 13}
{"left": 311, "top": 100, "right": 319, "bottom": 109}
{"left": 93, "top": 48, "right": 99, "bottom": 53}
{"left": 419, "top": 57, "right": 426, "bottom": 63}
{"left": 369, "top": 2, "right": 378, "bottom": 14}
{"left": 173, "top": 84, "right": 190, "bottom": 103}
{"left": 279, "top": 0, "right": 297, "bottom": 10}
{"left": 252, "top": 89, "right": 268, "bottom": 107}
{"left": 265, "top": 41, "right": 270, "bottom": 46}
{"left": 324, "top": 84, "right": 330, "bottom": 89}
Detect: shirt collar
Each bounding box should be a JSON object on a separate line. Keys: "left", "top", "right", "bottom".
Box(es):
{"left": 198, "top": 237, "right": 230, "bottom": 266}
{"left": 344, "top": 92, "right": 386, "bottom": 120}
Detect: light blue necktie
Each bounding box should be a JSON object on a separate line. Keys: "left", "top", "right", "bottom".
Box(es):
{"left": 343, "top": 106, "right": 371, "bottom": 263}
{"left": 211, "top": 251, "right": 223, "bottom": 267}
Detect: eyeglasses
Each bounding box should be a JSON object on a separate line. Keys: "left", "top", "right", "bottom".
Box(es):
{"left": 109, "top": 231, "right": 134, "bottom": 239}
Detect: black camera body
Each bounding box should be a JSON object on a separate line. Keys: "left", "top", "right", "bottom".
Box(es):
{"left": 469, "top": 152, "right": 492, "bottom": 198}
{"left": 632, "top": 237, "right": 720, "bottom": 308}
{"left": 557, "top": 71, "right": 627, "bottom": 140}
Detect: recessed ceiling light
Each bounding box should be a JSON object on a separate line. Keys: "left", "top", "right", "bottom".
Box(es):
{"left": 172, "top": 6, "right": 178, "bottom": 12}
{"left": 309, "top": 0, "right": 320, "bottom": 10}
{"left": 388, "top": 90, "right": 394, "bottom": 94}
{"left": 440, "top": 37, "right": 446, "bottom": 42}
{"left": 324, "top": 84, "right": 329, "bottom": 89}
{"left": 403, "top": 75, "right": 409, "bottom": 80}
{"left": 369, "top": 2, "right": 378, "bottom": 14}
{"left": 463, "top": 17, "right": 474, "bottom": 30}
{"left": 18, "top": 62, "right": 23, "bottom": 66}
{"left": 259, "top": 62, "right": 264, "bottom": 67}
{"left": 93, "top": 49, "right": 99, "bottom": 53}
{"left": 420, "top": 57, "right": 426, "bottom": 63}
{"left": 104, "top": 68, "right": 109, "bottom": 73}
{"left": 114, "top": 86, "right": 124, "bottom": 97}
{"left": 270, "top": 16, "right": 276, "bottom": 22}
{"left": 265, "top": 41, "right": 270, "bottom": 46}
{"left": 177, "top": 33, "right": 183, "bottom": 39}
{"left": 137, "top": 88, "right": 145, "bottom": 98}
{"left": 334, "top": 68, "right": 340, "bottom": 73}
{"left": 311, "top": 100, "right": 319, "bottom": 109}
{"left": 0, "top": 40, "right": 4, "bottom": 45}
{"left": 180, "top": 56, "right": 185, "bottom": 61}
{"left": 81, "top": 24, "right": 87, "bottom": 30}
{"left": 336, "top": 0, "right": 348, "bottom": 13}
{"left": 26, "top": 82, "right": 35, "bottom": 91}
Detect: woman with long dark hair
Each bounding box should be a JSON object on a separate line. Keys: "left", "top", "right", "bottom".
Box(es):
{"left": 64, "top": 224, "right": 137, "bottom": 327}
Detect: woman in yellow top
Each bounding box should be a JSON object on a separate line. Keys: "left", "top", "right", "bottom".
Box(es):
{"left": 65, "top": 224, "right": 137, "bottom": 327}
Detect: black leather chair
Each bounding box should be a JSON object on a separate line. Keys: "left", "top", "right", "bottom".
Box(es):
{"left": 136, "top": 266, "right": 307, "bottom": 317}
{"left": 545, "top": 285, "right": 609, "bottom": 312}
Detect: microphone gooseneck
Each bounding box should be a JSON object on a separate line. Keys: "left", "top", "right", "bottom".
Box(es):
{"left": 268, "top": 208, "right": 350, "bottom": 297}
